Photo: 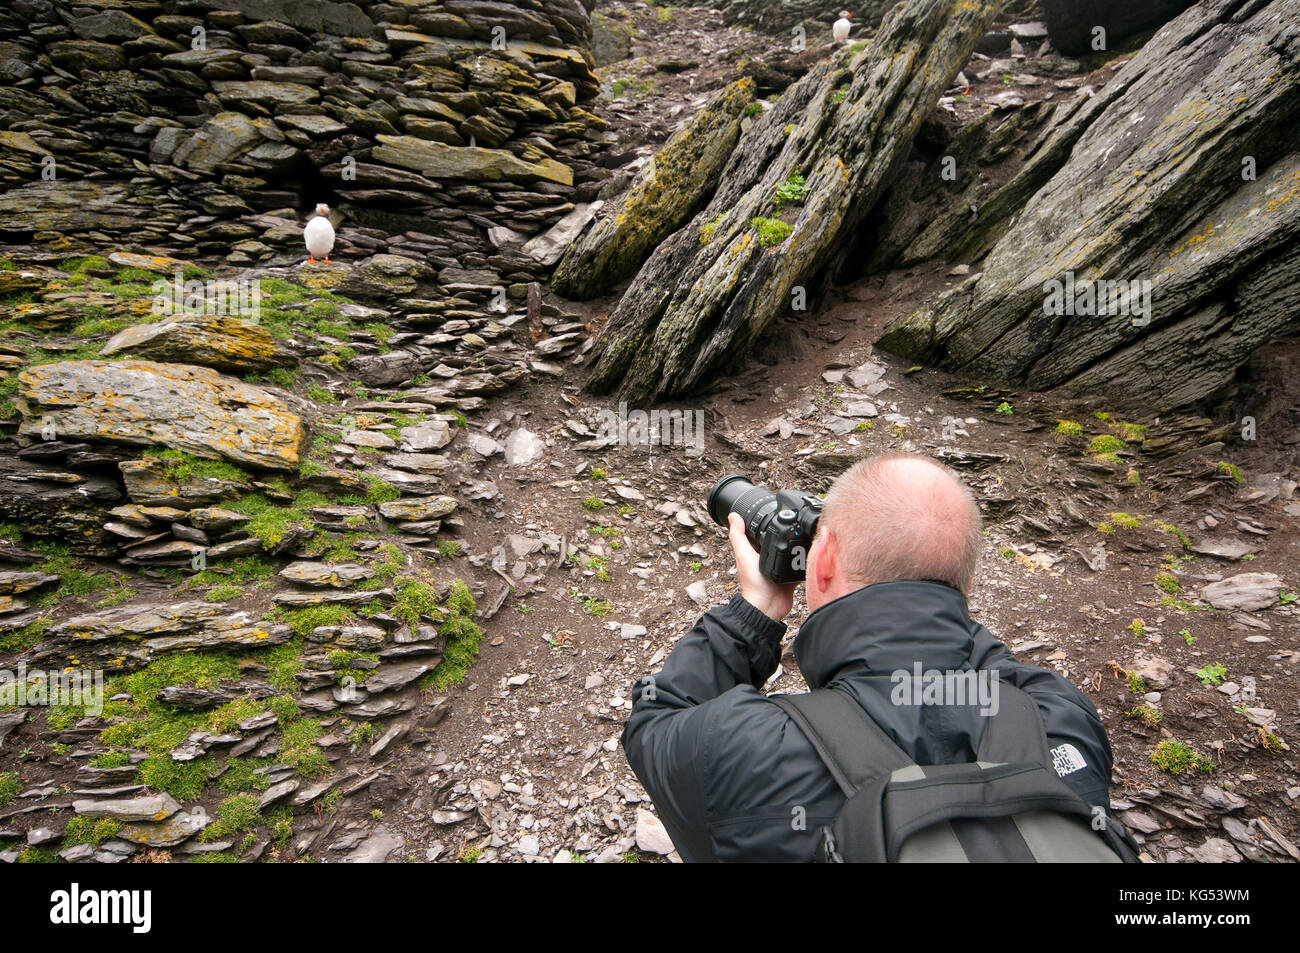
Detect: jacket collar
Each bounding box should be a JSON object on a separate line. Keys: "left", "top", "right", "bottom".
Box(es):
{"left": 793, "top": 580, "right": 978, "bottom": 689}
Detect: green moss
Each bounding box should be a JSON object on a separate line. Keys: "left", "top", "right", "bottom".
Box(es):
{"left": 1125, "top": 705, "right": 1161, "bottom": 728}
{"left": 17, "top": 846, "right": 57, "bottom": 863}
{"left": 0, "top": 616, "right": 53, "bottom": 654}
{"left": 90, "top": 749, "right": 129, "bottom": 769}
{"left": 1150, "top": 740, "right": 1213, "bottom": 775}
{"left": 391, "top": 576, "right": 441, "bottom": 629}
{"left": 582, "top": 496, "right": 606, "bottom": 511}
{"left": 0, "top": 771, "right": 20, "bottom": 808}
{"left": 186, "top": 556, "right": 276, "bottom": 589}
{"left": 1216, "top": 461, "right": 1243, "bottom": 486}
{"left": 227, "top": 494, "right": 312, "bottom": 550}
{"left": 60, "top": 254, "right": 112, "bottom": 275}
{"left": 144, "top": 447, "right": 248, "bottom": 484}
{"left": 1087, "top": 434, "right": 1125, "bottom": 455}
{"left": 699, "top": 213, "right": 725, "bottom": 245}
{"left": 423, "top": 614, "right": 483, "bottom": 692}
{"left": 205, "top": 585, "right": 242, "bottom": 603}
{"left": 748, "top": 216, "right": 793, "bottom": 247}
{"left": 1115, "top": 422, "right": 1147, "bottom": 443}
{"left": 136, "top": 755, "right": 212, "bottom": 800}
{"left": 200, "top": 794, "right": 261, "bottom": 842}
{"left": 1155, "top": 572, "right": 1181, "bottom": 594}
{"left": 446, "top": 578, "right": 475, "bottom": 617}
{"left": 208, "top": 698, "right": 267, "bottom": 734}
{"left": 1155, "top": 521, "right": 1193, "bottom": 552}
{"left": 305, "top": 384, "right": 338, "bottom": 404}
{"left": 269, "top": 694, "right": 300, "bottom": 726}
{"left": 62, "top": 816, "right": 122, "bottom": 846}
{"left": 190, "top": 851, "right": 240, "bottom": 863}
{"left": 281, "top": 717, "right": 329, "bottom": 779}
{"left": 1055, "top": 420, "right": 1083, "bottom": 436}
{"left": 280, "top": 604, "right": 353, "bottom": 639}
{"left": 1110, "top": 512, "right": 1142, "bottom": 529}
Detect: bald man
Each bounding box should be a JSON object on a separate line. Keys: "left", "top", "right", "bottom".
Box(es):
{"left": 622, "top": 453, "right": 1125, "bottom": 862}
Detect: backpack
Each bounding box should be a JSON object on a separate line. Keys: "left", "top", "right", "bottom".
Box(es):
{"left": 770, "top": 684, "right": 1140, "bottom": 862}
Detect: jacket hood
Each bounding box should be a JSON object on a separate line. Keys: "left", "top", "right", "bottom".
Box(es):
{"left": 794, "top": 580, "right": 978, "bottom": 689}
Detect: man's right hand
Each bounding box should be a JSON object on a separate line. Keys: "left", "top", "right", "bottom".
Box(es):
{"left": 728, "top": 512, "right": 798, "bottom": 621}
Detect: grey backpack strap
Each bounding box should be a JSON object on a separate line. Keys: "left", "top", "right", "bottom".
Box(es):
{"left": 769, "top": 688, "right": 914, "bottom": 796}
{"left": 975, "top": 682, "right": 1054, "bottom": 765}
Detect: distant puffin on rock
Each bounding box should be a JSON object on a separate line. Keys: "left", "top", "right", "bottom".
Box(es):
{"left": 304, "top": 203, "right": 335, "bottom": 263}
{"left": 833, "top": 10, "right": 852, "bottom": 43}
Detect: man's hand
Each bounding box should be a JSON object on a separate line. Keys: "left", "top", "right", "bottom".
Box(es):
{"left": 728, "top": 512, "right": 798, "bottom": 621}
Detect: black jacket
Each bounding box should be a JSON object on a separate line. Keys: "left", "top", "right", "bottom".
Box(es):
{"left": 621, "top": 580, "right": 1119, "bottom": 862}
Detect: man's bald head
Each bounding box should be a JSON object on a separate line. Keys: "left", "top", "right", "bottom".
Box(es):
{"left": 819, "top": 452, "right": 983, "bottom": 595}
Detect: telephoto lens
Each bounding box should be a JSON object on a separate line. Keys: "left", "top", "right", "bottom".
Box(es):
{"left": 707, "top": 475, "right": 775, "bottom": 553}
{"left": 707, "top": 475, "right": 822, "bottom": 583}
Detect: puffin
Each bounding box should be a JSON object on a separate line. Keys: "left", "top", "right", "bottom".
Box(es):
{"left": 304, "top": 203, "right": 335, "bottom": 263}
{"left": 833, "top": 10, "right": 852, "bottom": 43}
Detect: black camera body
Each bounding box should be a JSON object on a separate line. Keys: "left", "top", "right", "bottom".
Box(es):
{"left": 707, "top": 475, "right": 823, "bottom": 583}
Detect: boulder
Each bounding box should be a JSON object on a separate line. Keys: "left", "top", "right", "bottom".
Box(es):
{"left": 72, "top": 794, "right": 182, "bottom": 823}
{"left": 17, "top": 361, "right": 305, "bottom": 472}
{"left": 1200, "top": 573, "right": 1283, "bottom": 612}
{"left": 100, "top": 315, "right": 291, "bottom": 372}
{"left": 118, "top": 458, "right": 249, "bottom": 509}
{"left": 279, "top": 561, "right": 377, "bottom": 589}
{"left": 373, "top": 135, "right": 574, "bottom": 186}
{"left": 169, "top": 112, "right": 262, "bottom": 174}
{"left": 378, "top": 496, "right": 458, "bottom": 521}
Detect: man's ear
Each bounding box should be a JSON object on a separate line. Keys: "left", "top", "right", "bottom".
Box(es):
{"left": 814, "top": 526, "right": 838, "bottom": 594}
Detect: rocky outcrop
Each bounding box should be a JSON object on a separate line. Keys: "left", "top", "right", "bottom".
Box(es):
{"left": 1040, "top": 0, "right": 1195, "bottom": 57}
{"left": 553, "top": 78, "right": 754, "bottom": 299}
{"left": 877, "top": 0, "right": 1300, "bottom": 411}
{"left": 585, "top": 0, "right": 999, "bottom": 401}
{"left": 17, "top": 361, "right": 306, "bottom": 471}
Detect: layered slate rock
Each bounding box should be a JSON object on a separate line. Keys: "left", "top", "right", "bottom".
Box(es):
{"left": 553, "top": 78, "right": 755, "bottom": 298}
{"left": 877, "top": 0, "right": 1300, "bottom": 411}
{"left": 0, "top": 0, "right": 604, "bottom": 269}
{"left": 99, "top": 315, "right": 292, "bottom": 373}
{"left": 0, "top": 457, "right": 123, "bottom": 555}
{"left": 17, "top": 361, "right": 306, "bottom": 471}
{"left": 31, "top": 602, "right": 293, "bottom": 672}
{"left": 585, "top": 0, "right": 998, "bottom": 400}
